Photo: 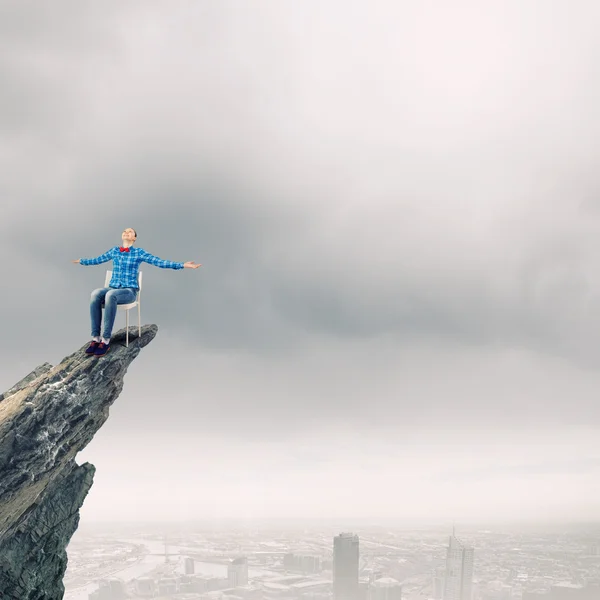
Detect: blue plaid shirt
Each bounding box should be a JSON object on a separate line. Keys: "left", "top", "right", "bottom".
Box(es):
{"left": 80, "top": 246, "right": 184, "bottom": 289}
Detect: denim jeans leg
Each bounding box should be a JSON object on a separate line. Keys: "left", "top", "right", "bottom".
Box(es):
{"left": 102, "top": 288, "right": 137, "bottom": 340}
{"left": 90, "top": 288, "right": 110, "bottom": 337}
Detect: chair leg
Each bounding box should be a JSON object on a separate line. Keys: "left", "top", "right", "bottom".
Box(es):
{"left": 138, "top": 302, "right": 141, "bottom": 338}
{"left": 126, "top": 309, "right": 129, "bottom": 347}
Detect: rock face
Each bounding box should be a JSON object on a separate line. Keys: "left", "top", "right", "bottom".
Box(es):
{"left": 0, "top": 325, "right": 158, "bottom": 600}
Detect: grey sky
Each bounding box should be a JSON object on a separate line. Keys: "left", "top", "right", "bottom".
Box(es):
{"left": 2, "top": 0, "right": 600, "bottom": 522}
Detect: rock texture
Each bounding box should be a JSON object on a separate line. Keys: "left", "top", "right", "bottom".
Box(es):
{"left": 0, "top": 324, "right": 158, "bottom": 600}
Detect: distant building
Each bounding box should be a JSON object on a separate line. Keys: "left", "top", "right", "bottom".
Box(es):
{"left": 369, "top": 577, "right": 402, "bottom": 600}
{"left": 333, "top": 532, "right": 360, "bottom": 600}
{"left": 284, "top": 553, "right": 295, "bottom": 569}
{"left": 550, "top": 582, "right": 597, "bottom": 600}
{"left": 185, "top": 556, "right": 195, "bottom": 574}
{"left": 301, "top": 554, "right": 321, "bottom": 573}
{"left": 157, "top": 577, "right": 177, "bottom": 595}
{"left": 88, "top": 578, "right": 127, "bottom": 600}
{"left": 207, "top": 576, "right": 227, "bottom": 591}
{"left": 367, "top": 569, "right": 384, "bottom": 584}
{"left": 133, "top": 577, "right": 155, "bottom": 596}
{"left": 188, "top": 575, "right": 214, "bottom": 593}
{"left": 284, "top": 552, "right": 322, "bottom": 573}
{"left": 359, "top": 579, "right": 370, "bottom": 600}
{"left": 229, "top": 556, "right": 249, "bottom": 587}
{"left": 178, "top": 580, "right": 195, "bottom": 593}
{"left": 443, "top": 530, "right": 474, "bottom": 600}
{"left": 433, "top": 575, "right": 444, "bottom": 600}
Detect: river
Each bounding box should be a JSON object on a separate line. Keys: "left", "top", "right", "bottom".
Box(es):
{"left": 64, "top": 537, "right": 280, "bottom": 600}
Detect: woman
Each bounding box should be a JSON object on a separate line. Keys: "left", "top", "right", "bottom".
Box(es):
{"left": 73, "top": 227, "right": 201, "bottom": 356}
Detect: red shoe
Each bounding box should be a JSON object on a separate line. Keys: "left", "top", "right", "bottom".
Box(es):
{"left": 94, "top": 342, "right": 110, "bottom": 357}
{"left": 85, "top": 341, "right": 100, "bottom": 355}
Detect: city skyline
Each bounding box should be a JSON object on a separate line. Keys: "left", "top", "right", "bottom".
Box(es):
{"left": 63, "top": 524, "right": 600, "bottom": 600}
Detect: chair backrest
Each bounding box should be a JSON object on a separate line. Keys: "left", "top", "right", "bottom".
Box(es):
{"left": 104, "top": 270, "right": 143, "bottom": 292}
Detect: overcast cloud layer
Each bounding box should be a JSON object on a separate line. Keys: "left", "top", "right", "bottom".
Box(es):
{"left": 3, "top": 0, "right": 600, "bottom": 522}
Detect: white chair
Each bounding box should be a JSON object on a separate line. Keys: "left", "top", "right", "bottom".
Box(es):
{"left": 103, "top": 270, "right": 142, "bottom": 347}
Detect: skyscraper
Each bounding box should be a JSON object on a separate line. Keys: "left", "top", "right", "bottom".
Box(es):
{"left": 443, "top": 529, "right": 474, "bottom": 600}
{"left": 333, "top": 532, "right": 360, "bottom": 600}
{"left": 433, "top": 575, "right": 444, "bottom": 600}
{"left": 370, "top": 577, "right": 402, "bottom": 600}
{"left": 228, "top": 556, "right": 249, "bottom": 587}
{"left": 185, "top": 557, "right": 195, "bottom": 574}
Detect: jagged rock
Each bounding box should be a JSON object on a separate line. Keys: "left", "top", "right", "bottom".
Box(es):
{"left": 0, "top": 324, "right": 158, "bottom": 600}
{"left": 0, "top": 363, "right": 53, "bottom": 403}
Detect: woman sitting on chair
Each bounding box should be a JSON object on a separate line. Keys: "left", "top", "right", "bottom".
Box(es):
{"left": 72, "top": 227, "right": 201, "bottom": 357}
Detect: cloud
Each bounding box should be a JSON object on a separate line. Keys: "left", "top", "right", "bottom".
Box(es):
{"left": 76, "top": 426, "right": 600, "bottom": 522}
{"left": 439, "top": 458, "right": 600, "bottom": 482}
{"left": 4, "top": 1, "right": 600, "bottom": 521}
{"left": 2, "top": 0, "right": 600, "bottom": 435}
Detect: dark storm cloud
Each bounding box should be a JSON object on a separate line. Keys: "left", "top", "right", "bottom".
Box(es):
{"left": 9, "top": 150, "right": 600, "bottom": 363}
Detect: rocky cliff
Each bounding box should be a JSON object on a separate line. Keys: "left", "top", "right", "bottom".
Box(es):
{"left": 0, "top": 324, "right": 158, "bottom": 599}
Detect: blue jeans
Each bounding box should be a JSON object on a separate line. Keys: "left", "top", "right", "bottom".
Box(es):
{"left": 90, "top": 287, "right": 138, "bottom": 340}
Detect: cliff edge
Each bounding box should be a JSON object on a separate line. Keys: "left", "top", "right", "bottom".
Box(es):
{"left": 0, "top": 324, "right": 158, "bottom": 599}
